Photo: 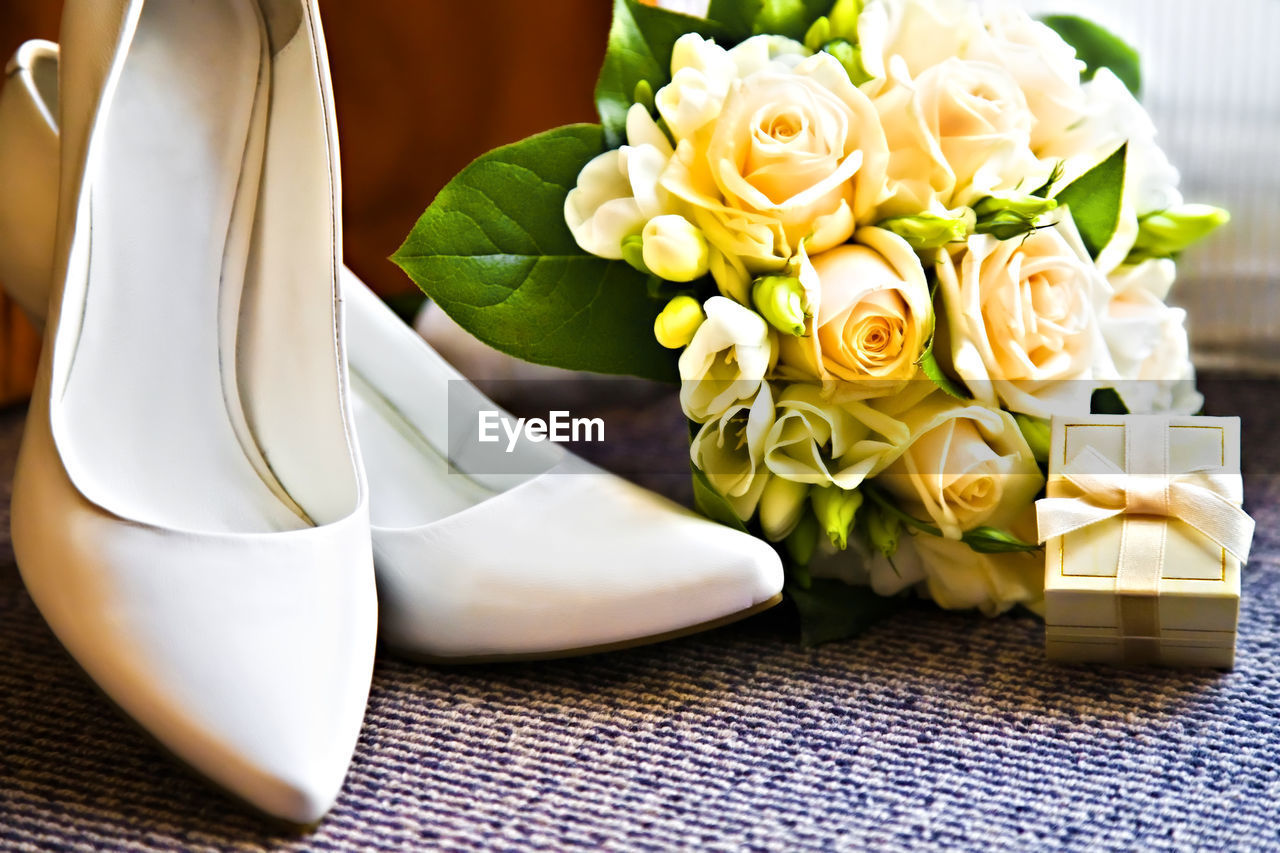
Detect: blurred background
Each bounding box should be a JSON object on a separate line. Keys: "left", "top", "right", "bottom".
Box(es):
{"left": 0, "top": 0, "right": 1275, "bottom": 399}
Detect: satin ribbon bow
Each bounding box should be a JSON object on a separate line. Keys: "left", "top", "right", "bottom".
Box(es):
{"left": 1036, "top": 446, "right": 1254, "bottom": 564}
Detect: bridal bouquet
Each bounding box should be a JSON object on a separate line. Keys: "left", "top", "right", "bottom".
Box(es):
{"left": 395, "top": 0, "right": 1227, "bottom": 641}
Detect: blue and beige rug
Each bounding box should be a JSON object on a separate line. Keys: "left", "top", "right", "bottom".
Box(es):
{"left": 1, "top": 377, "right": 1277, "bottom": 851}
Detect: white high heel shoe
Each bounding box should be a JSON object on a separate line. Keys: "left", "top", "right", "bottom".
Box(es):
{"left": 0, "top": 37, "right": 784, "bottom": 663}
{"left": 9, "top": 0, "right": 376, "bottom": 824}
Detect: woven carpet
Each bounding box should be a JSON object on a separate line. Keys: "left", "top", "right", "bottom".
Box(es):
{"left": 1, "top": 377, "right": 1278, "bottom": 851}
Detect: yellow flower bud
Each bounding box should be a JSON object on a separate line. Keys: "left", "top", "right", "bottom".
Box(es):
{"left": 758, "top": 476, "right": 810, "bottom": 542}
{"left": 811, "top": 485, "right": 863, "bottom": 550}
{"left": 642, "top": 214, "right": 711, "bottom": 282}
{"left": 653, "top": 295, "right": 705, "bottom": 349}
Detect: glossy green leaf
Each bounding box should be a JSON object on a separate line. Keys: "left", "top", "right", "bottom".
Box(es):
{"left": 596, "top": 0, "right": 728, "bottom": 148}
{"left": 1041, "top": 14, "right": 1141, "bottom": 95}
{"left": 788, "top": 578, "right": 905, "bottom": 646}
{"left": 393, "top": 124, "right": 677, "bottom": 382}
{"left": 1054, "top": 143, "right": 1127, "bottom": 260}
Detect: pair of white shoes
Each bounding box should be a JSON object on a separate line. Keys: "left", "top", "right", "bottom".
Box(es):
{"left": 0, "top": 1, "right": 782, "bottom": 824}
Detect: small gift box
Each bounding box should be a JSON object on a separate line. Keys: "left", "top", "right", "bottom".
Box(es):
{"left": 1037, "top": 415, "right": 1254, "bottom": 669}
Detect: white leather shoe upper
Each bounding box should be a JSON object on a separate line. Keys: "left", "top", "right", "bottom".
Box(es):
{"left": 9, "top": 0, "right": 376, "bottom": 824}
{"left": 0, "top": 17, "right": 784, "bottom": 667}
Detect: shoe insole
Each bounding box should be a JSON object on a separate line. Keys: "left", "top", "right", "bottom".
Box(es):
{"left": 61, "top": 0, "right": 308, "bottom": 534}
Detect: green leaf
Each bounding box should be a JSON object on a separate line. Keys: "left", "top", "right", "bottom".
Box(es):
{"left": 1054, "top": 143, "right": 1127, "bottom": 260}
{"left": 962, "top": 527, "right": 1041, "bottom": 555}
{"left": 1040, "top": 14, "right": 1141, "bottom": 95}
{"left": 691, "top": 463, "right": 750, "bottom": 532}
{"left": 1090, "top": 386, "right": 1129, "bottom": 415}
{"left": 392, "top": 124, "right": 677, "bottom": 382}
{"left": 917, "top": 338, "right": 969, "bottom": 400}
{"left": 788, "top": 578, "right": 905, "bottom": 646}
{"left": 708, "top": 0, "right": 764, "bottom": 40}
{"left": 596, "top": 0, "right": 729, "bottom": 148}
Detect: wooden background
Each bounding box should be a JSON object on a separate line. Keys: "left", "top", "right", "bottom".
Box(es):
{"left": 0, "top": 2, "right": 614, "bottom": 400}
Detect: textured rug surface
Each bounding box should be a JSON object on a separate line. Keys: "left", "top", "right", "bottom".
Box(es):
{"left": 1, "top": 378, "right": 1278, "bottom": 852}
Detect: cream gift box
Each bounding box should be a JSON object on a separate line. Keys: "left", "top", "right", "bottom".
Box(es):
{"left": 1037, "top": 415, "right": 1254, "bottom": 669}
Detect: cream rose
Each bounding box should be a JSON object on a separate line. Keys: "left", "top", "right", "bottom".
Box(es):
{"left": 679, "top": 296, "right": 775, "bottom": 422}
{"left": 659, "top": 36, "right": 890, "bottom": 302}
{"left": 857, "top": 0, "right": 989, "bottom": 84}
{"left": 809, "top": 519, "right": 1043, "bottom": 615}
{"left": 873, "top": 392, "right": 1045, "bottom": 540}
{"left": 937, "top": 216, "right": 1116, "bottom": 417}
{"left": 1103, "top": 259, "right": 1201, "bottom": 414}
{"left": 763, "top": 383, "right": 910, "bottom": 490}
{"left": 779, "top": 229, "right": 932, "bottom": 395}
{"left": 565, "top": 105, "right": 675, "bottom": 259}
{"left": 689, "top": 382, "right": 776, "bottom": 521}
{"left": 873, "top": 57, "right": 1050, "bottom": 216}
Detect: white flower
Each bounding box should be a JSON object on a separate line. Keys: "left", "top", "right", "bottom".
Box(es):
{"left": 689, "top": 382, "right": 776, "bottom": 521}
{"left": 1042, "top": 68, "right": 1183, "bottom": 274}
{"left": 937, "top": 216, "right": 1117, "bottom": 417}
{"left": 856, "top": 0, "right": 989, "bottom": 84}
{"left": 873, "top": 57, "right": 1051, "bottom": 217}
{"left": 763, "top": 383, "right": 910, "bottom": 490}
{"left": 809, "top": 523, "right": 1043, "bottom": 615}
{"left": 659, "top": 37, "right": 890, "bottom": 301}
{"left": 873, "top": 392, "right": 1045, "bottom": 540}
{"left": 758, "top": 476, "right": 811, "bottom": 541}
{"left": 679, "top": 296, "right": 774, "bottom": 422}
{"left": 778, "top": 229, "right": 932, "bottom": 392}
{"left": 565, "top": 105, "right": 675, "bottom": 259}
{"left": 642, "top": 214, "right": 710, "bottom": 281}
{"left": 1103, "top": 259, "right": 1202, "bottom": 414}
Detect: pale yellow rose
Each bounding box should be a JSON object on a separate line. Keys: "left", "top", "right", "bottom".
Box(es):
{"left": 857, "top": 0, "right": 989, "bottom": 84}
{"left": 872, "top": 57, "right": 1051, "bottom": 217}
{"left": 873, "top": 392, "right": 1045, "bottom": 540}
{"left": 808, "top": 518, "right": 1043, "bottom": 615}
{"left": 689, "top": 382, "right": 776, "bottom": 521}
{"left": 936, "top": 216, "right": 1117, "bottom": 418}
{"left": 763, "top": 383, "right": 910, "bottom": 490}
{"left": 679, "top": 296, "right": 775, "bottom": 422}
{"left": 659, "top": 38, "right": 890, "bottom": 302}
{"left": 779, "top": 229, "right": 932, "bottom": 394}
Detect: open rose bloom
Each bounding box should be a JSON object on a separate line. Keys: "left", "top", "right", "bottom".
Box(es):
{"left": 411, "top": 0, "right": 1229, "bottom": 639}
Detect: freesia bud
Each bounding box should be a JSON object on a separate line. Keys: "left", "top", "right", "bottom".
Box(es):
{"left": 811, "top": 485, "right": 863, "bottom": 550}
{"left": 621, "top": 234, "right": 650, "bottom": 275}
{"left": 973, "top": 192, "right": 1058, "bottom": 240}
{"left": 820, "top": 39, "right": 872, "bottom": 86}
{"left": 642, "top": 214, "right": 711, "bottom": 282}
{"left": 1013, "top": 413, "right": 1051, "bottom": 463}
{"left": 653, "top": 295, "right": 705, "bottom": 349}
{"left": 759, "top": 476, "right": 810, "bottom": 542}
{"left": 865, "top": 503, "right": 902, "bottom": 559}
{"left": 879, "top": 210, "right": 973, "bottom": 250}
{"left": 751, "top": 275, "right": 807, "bottom": 337}
{"left": 1131, "top": 204, "right": 1230, "bottom": 259}
{"left": 785, "top": 511, "right": 821, "bottom": 569}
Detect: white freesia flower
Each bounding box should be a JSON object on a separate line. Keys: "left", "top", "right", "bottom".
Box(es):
{"left": 758, "top": 476, "right": 811, "bottom": 541}
{"left": 763, "top": 383, "right": 911, "bottom": 489}
{"left": 873, "top": 392, "right": 1045, "bottom": 540}
{"left": 937, "top": 216, "right": 1117, "bottom": 417}
{"left": 679, "top": 296, "right": 775, "bottom": 422}
{"left": 1103, "top": 259, "right": 1202, "bottom": 414}
{"left": 689, "top": 382, "right": 776, "bottom": 521}
{"left": 643, "top": 214, "right": 711, "bottom": 281}
{"left": 659, "top": 37, "right": 890, "bottom": 301}
{"left": 779, "top": 230, "right": 932, "bottom": 393}
{"left": 565, "top": 104, "right": 675, "bottom": 259}
{"left": 873, "top": 57, "right": 1051, "bottom": 216}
